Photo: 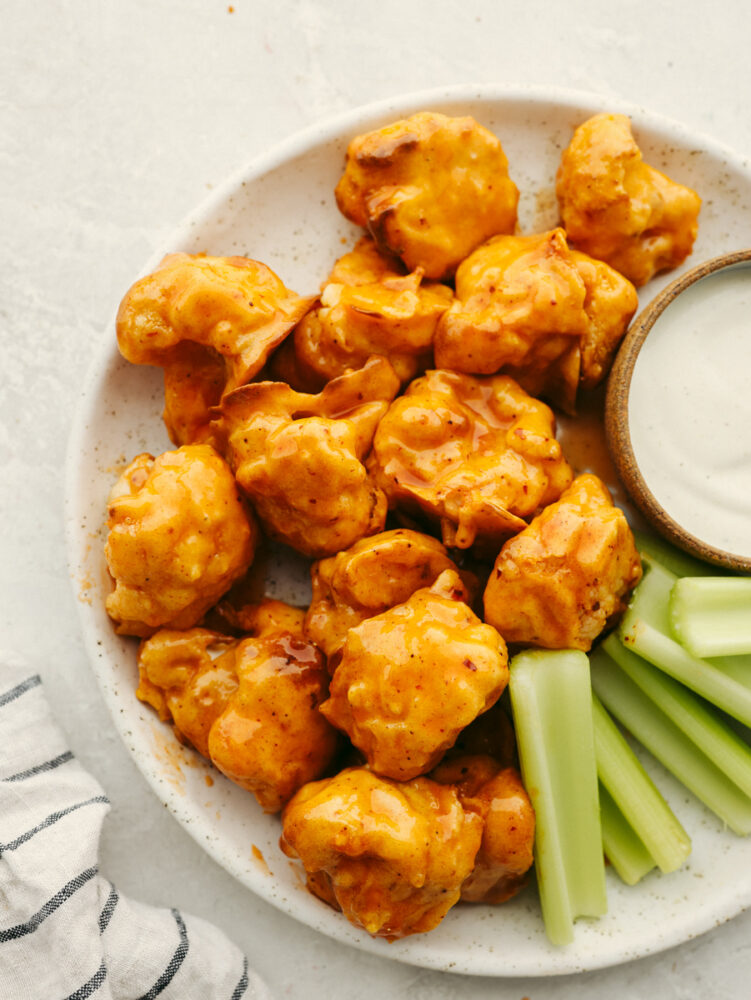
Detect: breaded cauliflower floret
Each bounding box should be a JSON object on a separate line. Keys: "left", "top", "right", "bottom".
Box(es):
{"left": 431, "top": 754, "right": 535, "bottom": 904}
{"left": 116, "top": 253, "right": 314, "bottom": 444}
{"left": 304, "top": 528, "right": 462, "bottom": 659}
{"left": 556, "top": 113, "right": 701, "bottom": 286}
{"left": 320, "top": 569, "right": 509, "bottom": 780}
{"left": 216, "top": 356, "right": 400, "bottom": 558}
{"left": 105, "top": 444, "right": 257, "bottom": 637}
{"left": 280, "top": 767, "right": 483, "bottom": 939}
{"left": 367, "top": 368, "right": 574, "bottom": 550}
{"left": 483, "top": 473, "right": 642, "bottom": 650}
{"left": 136, "top": 601, "right": 339, "bottom": 813}
{"left": 326, "top": 235, "right": 405, "bottom": 286}
{"left": 434, "top": 229, "right": 638, "bottom": 412}
{"left": 294, "top": 241, "right": 453, "bottom": 387}
{"left": 335, "top": 111, "right": 519, "bottom": 279}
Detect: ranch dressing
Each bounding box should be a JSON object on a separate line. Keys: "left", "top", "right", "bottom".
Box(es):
{"left": 628, "top": 263, "right": 751, "bottom": 558}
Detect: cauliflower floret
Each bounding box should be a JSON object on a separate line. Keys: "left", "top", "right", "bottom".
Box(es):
{"left": 216, "top": 356, "right": 400, "bottom": 558}
{"left": 433, "top": 229, "right": 638, "bottom": 412}
{"left": 335, "top": 111, "right": 519, "bottom": 279}
{"left": 279, "top": 767, "right": 483, "bottom": 939}
{"left": 105, "top": 444, "right": 257, "bottom": 637}
{"left": 367, "top": 368, "right": 574, "bottom": 550}
{"left": 320, "top": 569, "right": 509, "bottom": 780}
{"left": 136, "top": 601, "right": 339, "bottom": 813}
{"left": 294, "top": 256, "right": 453, "bottom": 387}
{"left": 116, "top": 252, "right": 314, "bottom": 444}
{"left": 556, "top": 113, "right": 701, "bottom": 286}
{"left": 431, "top": 754, "right": 535, "bottom": 904}
{"left": 304, "top": 528, "right": 463, "bottom": 659}
{"left": 483, "top": 473, "right": 643, "bottom": 650}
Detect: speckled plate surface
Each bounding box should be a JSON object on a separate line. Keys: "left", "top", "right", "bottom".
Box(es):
{"left": 65, "top": 84, "right": 751, "bottom": 976}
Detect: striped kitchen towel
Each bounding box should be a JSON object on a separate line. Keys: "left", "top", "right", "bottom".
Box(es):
{"left": 0, "top": 658, "right": 272, "bottom": 1000}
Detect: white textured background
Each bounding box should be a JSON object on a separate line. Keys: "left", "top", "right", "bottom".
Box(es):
{"left": 3, "top": 1, "right": 751, "bottom": 996}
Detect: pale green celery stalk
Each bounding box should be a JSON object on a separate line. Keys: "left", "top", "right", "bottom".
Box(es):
{"left": 670, "top": 577, "right": 751, "bottom": 658}
{"left": 590, "top": 646, "right": 751, "bottom": 835}
{"left": 602, "top": 633, "right": 751, "bottom": 799}
{"left": 509, "top": 649, "right": 607, "bottom": 946}
{"left": 598, "top": 784, "right": 655, "bottom": 886}
{"left": 708, "top": 652, "right": 751, "bottom": 688}
{"left": 632, "top": 530, "right": 721, "bottom": 578}
{"left": 591, "top": 690, "right": 691, "bottom": 873}
{"left": 620, "top": 557, "right": 751, "bottom": 729}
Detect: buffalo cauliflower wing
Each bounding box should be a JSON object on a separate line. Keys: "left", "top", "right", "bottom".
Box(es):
{"left": 303, "top": 528, "right": 463, "bottom": 659}
{"left": 105, "top": 444, "right": 258, "bottom": 637}
{"left": 556, "top": 113, "right": 701, "bottom": 286}
{"left": 135, "top": 600, "right": 339, "bottom": 812}
{"left": 116, "top": 252, "right": 314, "bottom": 444}
{"left": 279, "top": 767, "right": 483, "bottom": 939}
{"left": 216, "top": 356, "right": 400, "bottom": 558}
{"left": 294, "top": 239, "right": 453, "bottom": 387}
{"left": 430, "top": 754, "right": 535, "bottom": 904}
{"left": 433, "top": 228, "right": 638, "bottom": 412}
{"left": 334, "top": 111, "right": 519, "bottom": 279}
{"left": 320, "top": 569, "right": 509, "bottom": 780}
{"left": 483, "top": 473, "right": 642, "bottom": 650}
{"left": 367, "top": 368, "right": 574, "bottom": 550}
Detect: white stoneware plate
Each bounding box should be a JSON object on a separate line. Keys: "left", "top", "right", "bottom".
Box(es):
{"left": 65, "top": 84, "right": 751, "bottom": 976}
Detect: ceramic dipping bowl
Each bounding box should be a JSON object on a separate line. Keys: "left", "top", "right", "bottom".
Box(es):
{"left": 605, "top": 248, "right": 751, "bottom": 574}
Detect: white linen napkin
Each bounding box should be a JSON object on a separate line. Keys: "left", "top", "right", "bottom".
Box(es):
{"left": 0, "top": 658, "right": 272, "bottom": 1000}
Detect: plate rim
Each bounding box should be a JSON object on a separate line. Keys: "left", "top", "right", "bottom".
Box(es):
{"left": 64, "top": 82, "right": 751, "bottom": 978}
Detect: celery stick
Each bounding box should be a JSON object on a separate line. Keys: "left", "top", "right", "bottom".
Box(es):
{"left": 670, "top": 577, "right": 751, "bottom": 658}
{"left": 624, "top": 619, "right": 751, "bottom": 729}
{"left": 633, "top": 530, "right": 721, "bottom": 578}
{"left": 626, "top": 550, "right": 675, "bottom": 632}
{"left": 709, "top": 652, "right": 751, "bottom": 688}
{"left": 592, "top": 690, "right": 691, "bottom": 873}
{"left": 509, "top": 649, "right": 606, "bottom": 946}
{"left": 603, "top": 633, "right": 751, "bottom": 799}
{"left": 590, "top": 647, "right": 751, "bottom": 835}
{"left": 620, "top": 558, "right": 751, "bottom": 729}
{"left": 598, "top": 784, "right": 656, "bottom": 886}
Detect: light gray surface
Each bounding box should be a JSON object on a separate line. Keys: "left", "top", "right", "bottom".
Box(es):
{"left": 3, "top": 1, "right": 750, "bottom": 996}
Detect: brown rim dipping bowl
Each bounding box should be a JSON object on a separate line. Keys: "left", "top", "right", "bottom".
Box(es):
{"left": 605, "top": 248, "right": 751, "bottom": 574}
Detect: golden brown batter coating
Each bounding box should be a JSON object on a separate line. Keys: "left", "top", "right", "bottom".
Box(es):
{"left": 304, "top": 528, "right": 462, "bottom": 659}
{"left": 105, "top": 444, "right": 258, "bottom": 637}
{"left": 294, "top": 258, "right": 453, "bottom": 387}
{"left": 431, "top": 755, "right": 535, "bottom": 904}
{"left": 136, "top": 601, "right": 339, "bottom": 813}
{"left": 326, "top": 235, "right": 406, "bottom": 286}
{"left": 116, "top": 252, "right": 314, "bottom": 444}
{"left": 217, "top": 356, "right": 401, "bottom": 558}
{"left": 483, "top": 473, "right": 642, "bottom": 650}
{"left": 556, "top": 113, "right": 701, "bottom": 286}
{"left": 279, "top": 767, "right": 483, "bottom": 939}
{"left": 433, "top": 229, "right": 638, "bottom": 412}
{"left": 334, "top": 111, "right": 519, "bottom": 280}
{"left": 367, "top": 368, "right": 574, "bottom": 550}
{"left": 161, "top": 341, "right": 226, "bottom": 446}
{"left": 320, "top": 569, "right": 509, "bottom": 780}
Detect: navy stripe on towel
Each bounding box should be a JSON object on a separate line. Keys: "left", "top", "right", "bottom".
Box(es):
{"left": 64, "top": 960, "right": 108, "bottom": 1000}
{"left": 98, "top": 883, "right": 119, "bottom": 934}
{"left": 137, "top": 909, "right": 189, "bottom": 999}
{"left": 231, "top": 955, "right": 250, "bottom": 1000}
{"left": 0, "top": 796, "right": 110, "bottom": 857}
{"left": 0, "top": 675, "right": 42, "bottom": 709}
{"left": 0, "top": 866, "right": 99, "bottom": 942}
{"left": 4, "top": 750, "right": 74, "bottom": 783}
